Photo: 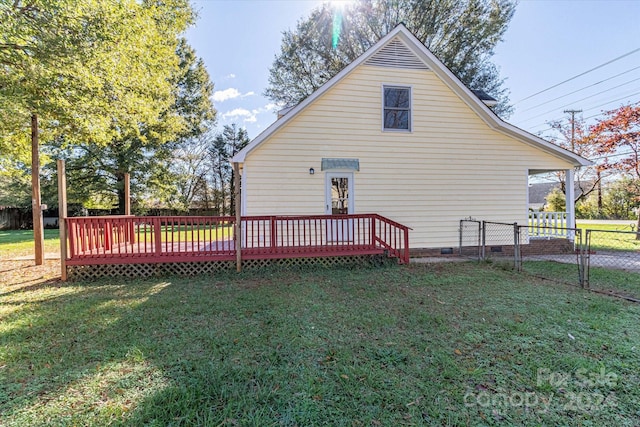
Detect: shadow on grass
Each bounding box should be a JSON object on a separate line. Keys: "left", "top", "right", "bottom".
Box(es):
{"left": 2, "top": 263, "right": 640, "bottom": 425}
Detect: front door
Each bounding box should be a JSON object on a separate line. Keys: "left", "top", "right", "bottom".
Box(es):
{"left": 325, "top": 173, "right": 354, "bottom": 241}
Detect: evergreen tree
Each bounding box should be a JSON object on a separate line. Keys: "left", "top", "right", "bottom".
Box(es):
{"left": 209, "top": 124, "right": 249, "bottom": 215}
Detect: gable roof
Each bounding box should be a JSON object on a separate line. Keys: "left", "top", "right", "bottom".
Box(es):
{"left": 232, "top": 24, "right": 591, "bottom": 168}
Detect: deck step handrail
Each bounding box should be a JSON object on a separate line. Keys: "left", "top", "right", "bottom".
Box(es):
{"left": 65, "top": 214, "right": 410, "bottom": 265}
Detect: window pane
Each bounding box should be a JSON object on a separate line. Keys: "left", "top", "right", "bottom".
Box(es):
{"left": 384, "top": 87, "right": 410, "bottom": 108}
{"left": 384, "top": 110, "right": 409, "bottom": 130}
{"left": 331, "top": 177, "right": 349, "bottom": 214}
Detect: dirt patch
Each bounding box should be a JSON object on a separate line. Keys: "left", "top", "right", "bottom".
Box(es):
{"left": 0, "top": 260, "right": 61, "bottom": 289}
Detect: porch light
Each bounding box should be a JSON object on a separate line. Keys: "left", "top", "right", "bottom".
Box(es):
{"left": 309, "top": 167, "right": 315, "bottom": 175}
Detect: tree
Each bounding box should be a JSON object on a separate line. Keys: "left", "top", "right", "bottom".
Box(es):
{"left": 1, "top": 0, "right": 194, "bottom": 263}
{"left": 546, "top": 115, "right": 608, "bottom": 210}
{"left": 53, "top": 38, "right": 216, "bottom": 214}
{"left": 589, "top": 103, "right": 640, "bottom": 234}
{"left": 171, "top": 135, "right": 215, "bottom": 212}
{"left": 265, "top": 0, "right": 516, "bottom": 117}
{"left": 209, "top": 124, "right": 250, "bottom": 215}
{"left": 544, "top": 187, "right": 566, "bottom": 213}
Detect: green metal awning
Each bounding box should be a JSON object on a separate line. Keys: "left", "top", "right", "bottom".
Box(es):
{"left": 321, "top": 158, "right": 360, "bottom": 171}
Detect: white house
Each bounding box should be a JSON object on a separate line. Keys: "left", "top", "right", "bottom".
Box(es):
{"left": 231, "top": 24, "right": 591, "bottom": 251}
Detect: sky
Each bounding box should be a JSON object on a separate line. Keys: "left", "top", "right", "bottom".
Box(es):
{"left": 185, "top": 0, "right": 640, "bottom": 141}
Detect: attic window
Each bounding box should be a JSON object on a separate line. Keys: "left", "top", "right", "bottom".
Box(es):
{"left": 383, "top": 86, "right": 411, "bottom": 131}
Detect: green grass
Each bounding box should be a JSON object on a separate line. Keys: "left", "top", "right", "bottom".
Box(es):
{"left": 0, "top": 229, "right": 60, "bottom": 258}
{"left": 585, "top": 230, "right": 640, "bottom": 252}
{"left": 575, "top": 221, "right": 640, "bottom": 252}
{"left": 2, "top": 262, "right": 639, "bottom": 426}
{"left": 143, "top": 224, "right": 234, "bottom": 243}
{"left": 576, "top": 221, "right": 637, "bottom": 232}
{"left": 523, "top": 260, "right": 640, "bottom": 299}
{"left": 0, "top": 225, "right": 233, "bottom": 259}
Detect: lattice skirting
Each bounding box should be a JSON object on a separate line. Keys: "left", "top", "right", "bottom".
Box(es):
{"left": 67, "top": 254, "right": 390, "bottom": 280}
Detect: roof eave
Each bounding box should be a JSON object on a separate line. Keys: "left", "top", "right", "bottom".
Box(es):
{"left": 233, "top": 24, "right": 593, "bottom": 169}
{"left": 232, "top": 25, "right": 410, "bottom": 164}
{"left": 393, "top": 30, "right": 592, "bottom": 168}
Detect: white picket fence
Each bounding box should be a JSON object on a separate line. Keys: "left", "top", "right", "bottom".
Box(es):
{"left": 528, "top": 212, "right": 568, "bottom": 238}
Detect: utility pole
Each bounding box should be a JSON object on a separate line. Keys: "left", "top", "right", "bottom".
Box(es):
{"left": 564, "top": 109, "right": 582, "bottom": 151}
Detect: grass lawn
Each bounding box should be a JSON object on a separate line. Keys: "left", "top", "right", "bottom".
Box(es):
{"left": 0, "top": 229, "right": 60, "bottom": 258}
{"left": 523, "top": 260, "right": 640, "bottom": 299}
{"left": 575, "top": 221, "right": 636, "bottom": 232}
{"left": 1, "top": 261, "right": 639, "bottom": 426}
{"left": 0, "top": 225, "right": 234, "bottom": 260}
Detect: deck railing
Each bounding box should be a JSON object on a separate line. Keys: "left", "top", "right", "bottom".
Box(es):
{"left": 65, "top": 214, "right": 410, "bottom": 266}
{"left": 528, "top": 211, "right": 568, "bottom": 238}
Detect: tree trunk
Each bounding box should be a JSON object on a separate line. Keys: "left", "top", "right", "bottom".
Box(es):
{"left": 116, "top": 172, "right": 125, "bottom": 214}
{"left": 597, "top": 170, "right": 602, "bottom": 215}
{"left": 31, "top": 113, "right": 44, "bottom": 265}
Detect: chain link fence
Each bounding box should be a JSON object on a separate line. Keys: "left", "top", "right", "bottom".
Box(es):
{"left": 459, "top": 219, "right": 640, "bottom": 299}
{"left": 520, "top": 226, "right": 583, "bottom": 287}
{"left": 481, "top": 221, "right": 521, "bottom": 269}
{"left": 584, "top": 230, "right": 640, "bottom": 300}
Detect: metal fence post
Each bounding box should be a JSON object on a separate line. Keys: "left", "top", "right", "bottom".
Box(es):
{"left": 581, "top": 230, "right": 589, "bottom": 289}
{"left": 477, "top": 221, "right": 482, "bottom": 261}
{"left": 481, "top": 221, "right": 486, "bottom": 261}
{"left": 513, "top": 223, "right": 522, "bottom": 272}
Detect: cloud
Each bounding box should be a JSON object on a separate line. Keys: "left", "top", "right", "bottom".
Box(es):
{"left": 221, "top": 103, "right": 279, "bottom": 124}
{"left": 225, "top": 73, "right": 236, "bottom": 79}
{"left": 212, "top": 88, "right": 256, "bottom": 103}
{"left": 213, "top": 88, "right": 240, "bottom": 102}
{"left": 222, "top": 108, "right": 256, "bottom": 123}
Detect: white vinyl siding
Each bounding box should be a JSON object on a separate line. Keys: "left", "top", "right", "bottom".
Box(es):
{"left": 243, "top": 65, "right": 574, "bottom": 249}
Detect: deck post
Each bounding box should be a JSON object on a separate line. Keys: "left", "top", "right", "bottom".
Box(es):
{"left": 153, "top": 218, "right": 162, "bottom": 255}
{"left": 57, "top": 160, "right": 68, "bottom": 281}
{"left": 124, "top": 173, "right": 135, "bottom": 244}
{"left": 124, "top": 173, "right": 131, "bottom": 215}
{"left": 234, "top": 162, "right": 242, "bottom": 272}
{"left": 370, "top": 216, "right": 376, "bottom": 248}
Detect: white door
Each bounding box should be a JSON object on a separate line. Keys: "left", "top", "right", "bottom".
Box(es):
{"left": 325, "top": 173, "right": 354, "bottom": 241}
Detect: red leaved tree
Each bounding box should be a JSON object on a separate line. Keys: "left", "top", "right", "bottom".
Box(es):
{"left": 548, "top": 116, "right": 606, "bottom": 205}
{"left": 589, "top": 103, "right": 640, "bottom": 234}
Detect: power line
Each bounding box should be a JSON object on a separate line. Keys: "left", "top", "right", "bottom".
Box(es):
{"left": 518, "top": 92, "right": 640, "bottom": 128}
{"left": 519, "top": 66, "right": 640, "bottom": 113}
{"left": 514, "top": 47, "right": 640, "bottom": 104}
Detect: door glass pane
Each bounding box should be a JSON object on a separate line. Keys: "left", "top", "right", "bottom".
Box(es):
{"left": 331, "top": 177, "right": 349, "bottom": 214}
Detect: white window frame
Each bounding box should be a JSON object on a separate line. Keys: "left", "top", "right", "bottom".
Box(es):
{"left": 382, "top": 84, "right": 412, "bottom": 132}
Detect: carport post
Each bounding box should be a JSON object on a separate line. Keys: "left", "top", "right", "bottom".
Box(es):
{"left": 565, "top": 168, "right": 576, "bottom": 239}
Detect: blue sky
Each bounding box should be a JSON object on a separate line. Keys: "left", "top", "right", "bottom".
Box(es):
{"left": 185, "top": 0, "right": 640, "bottom": 140}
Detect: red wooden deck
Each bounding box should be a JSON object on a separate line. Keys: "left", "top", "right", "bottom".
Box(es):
{"left": 65, "top": 214, "right": 410, "bottom": 266}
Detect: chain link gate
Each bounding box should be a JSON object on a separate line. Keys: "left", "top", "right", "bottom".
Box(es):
{"left": 459, "top": 219, "right": 482, "bottom": 259}
{"left": 459, "top": 219, "right": 584, "bottom": 286}
{"left": 583, "top": 229, "right": 640, "bottom": 300}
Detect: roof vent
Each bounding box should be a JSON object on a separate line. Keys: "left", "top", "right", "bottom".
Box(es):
{"left": 365, "top": 38, "right": 428, "bottom": 70}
